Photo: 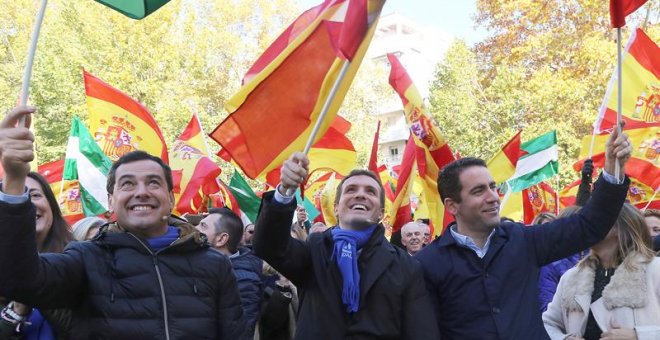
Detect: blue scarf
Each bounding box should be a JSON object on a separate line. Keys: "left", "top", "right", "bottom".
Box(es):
{"left": 147, "top": 226, "right": 180, "bottom": 252}
{"left": 331, "top": 224, "right": 377, "bottom": 313}
{"left": 25, "top": 308, "right": 55, "bottom": 340}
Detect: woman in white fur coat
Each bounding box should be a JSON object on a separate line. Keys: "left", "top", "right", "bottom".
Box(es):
{"left": 543, "top": 203, "right": 660, "bottom": 340}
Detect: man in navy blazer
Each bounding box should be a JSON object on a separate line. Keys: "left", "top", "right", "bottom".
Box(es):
{"left": 416, "top": 128, "right": 632, "bottom": 339}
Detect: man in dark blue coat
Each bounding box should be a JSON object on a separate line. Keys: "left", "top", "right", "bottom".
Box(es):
{"left": 416, "top": 127, "right": 632, "bottom": 339}
{"left": 0, "top": 107, "right": 246, "bottom": 339}
{"left": 196, "top": 207, "right": 264, "bottom": 338}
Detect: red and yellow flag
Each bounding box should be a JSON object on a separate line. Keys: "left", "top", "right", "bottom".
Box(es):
{"left": 579, "top": 28, "right": 660, "bottom": 189}
{"left": 210, "top": 0, "right": 385, "bottom": 180}
{"left": 522, "top": 182, "right": 558, "bottom": 224}
{"left": 593, "top": 28, "right": 660, "bottom": 133}
{"left": 264, "top": 115, "right": 357, "bottom": 188}
{"left": 388, "top": 53, "right": 455, "bottom": 236}
{"left": 170, "top": 113, "right": 222, "bottom": 215}
{"left": 389, "top": 137, "right": 416, "bottom": 232}
{"left": 83, "top": 70, "right": 168, "bottom": 163}
{"left": 38, "top": 159, "right": 85, "bottom": 225}
{"left": 610, "top": 0, "right": 648, "bottom": 28}
{"left": 487, "top": 131, "right": 522, "bottom": 184}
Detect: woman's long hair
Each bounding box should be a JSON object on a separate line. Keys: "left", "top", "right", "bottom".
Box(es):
{"left": 27, "top": 172, "right": 74, "bottom": 253}
{"left": 581, "top": 203, "right": 654, "bottom": 270}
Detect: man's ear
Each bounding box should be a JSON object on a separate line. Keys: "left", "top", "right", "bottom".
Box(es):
{"left": 217, "top": 233, "right": 229, "bottom": 248}
{"left": 168, "top": 191, "right": 175, "bottom": 210}
{"left": 444, "top": 197, "right": 459, "bottom": 215}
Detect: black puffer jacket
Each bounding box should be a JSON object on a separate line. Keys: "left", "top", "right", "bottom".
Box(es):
{"left": 230, "top": 247, "right": 264, "bottom": 338}
{"left": 0, "top": 199, "right": 246, "bottom": 340}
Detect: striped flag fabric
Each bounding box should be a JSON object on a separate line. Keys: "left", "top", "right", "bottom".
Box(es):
{"left": 593, "top": 28, "right": 660, "bottom": 133}
{"left": 263, "top": 115, "right": 357, "bottom": 188}
{"left": 487, "top": 131, "right": 522, "bottom": 184}
{"left": 228, "top": 170, "right": 262, "bottom": 224}
{"left": 388, "top": 53, "right": 455, "bottom": 235}
{"left": 170, "top": 113, "right": 222, "bottom": 215}
{"left": 388, "top": 136, "right": 416, "bottom": 233}
{"left": 63, "top": 117, "right": 113, "bottom": 216}
{"left": 38, "top": 160, "right": 85, "bottom": 224}
{"left": 210, "top": 0, "right": 385, "bottom": 180}
{"left": 507, "top": 131, "right": 559, "bottom": 193}
{"left": 83, "top": 70, "right": 169, "bottom": 163}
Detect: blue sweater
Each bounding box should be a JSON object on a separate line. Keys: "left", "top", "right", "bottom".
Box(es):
{"left": 415, "top": 176, "right": 628, "bottom": 339}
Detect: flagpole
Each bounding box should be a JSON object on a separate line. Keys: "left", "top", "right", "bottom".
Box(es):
{"left": 554, "top": 176, "right": 561, "bottom": 215}
{"left": 286, "top": 59, "right": 351, "bottom": 195}
{"left": 614, "top": 27, "right": 623, "bottom": 180}
{"left": 18, "top": 0, "right": 48, "bottom": 127}
{"left": 642, "top": 185, "right": 660, "bottom": 211}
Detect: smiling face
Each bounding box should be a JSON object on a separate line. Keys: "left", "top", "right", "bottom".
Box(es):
{"left": 401, "top": 222, "right": 425, "bottom": 255}
{"left": 334, "top": 175, "right": 383, "bottom": 230}
{"left": 26, "top": 177, "right": 53, "bottom": 247}
{"left": 445, "top": 166, "right": 500, "bottom": 234}
{"left": 108, "top": 159, "right": 174, "bottom": 238}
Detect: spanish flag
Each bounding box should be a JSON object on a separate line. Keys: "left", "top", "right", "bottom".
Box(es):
{"left": 500, "top": 182, "right": 557, "bottom": 224}
{"left": 38, "top": 159, "right": 85, "bottom": 225}
{"left": 170, "top": 113, "right": 222, "bottom": 215}
{"left": 388, "top": 53, "right": 455, "bottom": 236}
{"left": 83, "top": 70, "right": 168, "bottom": 163}
{"left": 263, "top": 115, "right": 357, "bottom": 188}
{"left": 210, "top": 0, "right": 385, "bottom": 180}
{"left": 389, "top": 136, "right": 416, "bottom": 232}
{"left": 487, "top": 131, "right": 522, "bottom": 184}
{"left": 593, "top": 28, "right": 659, "bottom": 133}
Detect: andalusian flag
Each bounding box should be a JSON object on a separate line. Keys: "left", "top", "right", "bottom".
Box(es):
{"left": 210, "top": 0, "right": 385, "bottom": 180}
{"left": 228, "top": 171, "right": 262, "bottom": 224}
{"left": 170, "top": 113, "right": 222, "bottom": 215}
{"left": 83, "top": 70, "right": 169, "bottom": 163}
{"left": 487, "top": 131, "right": 522, "bottom": 184}
{"left": 263, "top": 115, "right": 357, "bottom": 188}
{"left": 38, "top": 160, "right": 85, "bottom": 224}
{"left": 63, "top": 117, "right": 112, "bottom": 216}
{"left": 388, "top": 53, "right": 455, "bottom": 235}
{"left": 507, "top": 131, "right": 558, "bottom": 193}
{"left": 94, "top": 0, "right": 170, "bottom": 19}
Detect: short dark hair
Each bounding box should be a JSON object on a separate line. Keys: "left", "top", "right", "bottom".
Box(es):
{"left": 106, "top": 151, "right": 173, "bottom": 195}
{"left": 437, "top": 157, "right": 487, "bottom": 204}
{"left": 207, "top": 207, "right": 243, "bottom": 253}
{"left": 27, "top": 172, "right": 74, "bottom": 253}
{"left": 334, "top": 169, "right": 385, "bottom": 209}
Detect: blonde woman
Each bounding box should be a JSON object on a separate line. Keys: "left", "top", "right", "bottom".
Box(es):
{"left": 543, "top": 203, "right": 660, "bottom": 340}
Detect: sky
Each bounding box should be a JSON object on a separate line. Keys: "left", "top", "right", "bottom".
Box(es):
{"left": 296, "top": 0, "right": 490, "bottom": 45}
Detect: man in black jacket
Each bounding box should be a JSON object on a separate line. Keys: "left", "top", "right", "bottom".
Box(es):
{"left": 0, "top": 107, "right": 246, "bottom": 339}
{"left": 196, "top": 208, "right": 263, "bottom": 338}
{"left": 253, "top": 152, "right": 440, "bottom": 339}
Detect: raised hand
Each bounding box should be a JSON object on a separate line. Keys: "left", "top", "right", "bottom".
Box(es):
{"left": 278, "top": 152, "right": 309, "bottom": 196}
{"left": 0, "top": 106, "right": 35, "bottom": 195}
{"left": 604, "top": 123, "right": 632, "bottom": 181}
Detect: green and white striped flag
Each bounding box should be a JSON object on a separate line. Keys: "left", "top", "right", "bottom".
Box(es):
{"left": 228, "top": 170, "right": 262, "bottom": 224}
{"left": 63, "top": 117, "right": 113, "bottom": 216}
{"left": 507, "top": 131, "right": 558, "bottom": 193}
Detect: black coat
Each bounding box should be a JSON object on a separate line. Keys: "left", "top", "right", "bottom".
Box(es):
{"left": 253, "top": 192, "right": 440, "bottom": 340}
{"left": 0, "top": 199, "right": 246, "bottom": 340}
{"left": 230, "top": 247, "right": 264, "bottom": 338}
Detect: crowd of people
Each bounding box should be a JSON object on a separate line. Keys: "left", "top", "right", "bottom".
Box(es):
{"left": 0, "top": 105, "right": 658, "bottom": 340}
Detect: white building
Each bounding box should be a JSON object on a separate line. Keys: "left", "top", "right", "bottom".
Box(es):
{"left": 367, "top": 12, "right": 452, "bottom": 170}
